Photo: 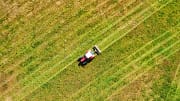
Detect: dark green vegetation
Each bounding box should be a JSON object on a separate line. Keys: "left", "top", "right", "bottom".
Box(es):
{"left": 0, "top": 0, "right": 179, "bottom": 101}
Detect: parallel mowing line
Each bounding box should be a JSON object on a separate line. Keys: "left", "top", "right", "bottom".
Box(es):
{"left": 0, "top": 0, "right": 167, "bottom": 98}
{"left": 0, "top": 0, "right": 99, "bottom": 65}
{"left": 0, "top": 0, "right": 141, "bottom": 96}
{"left": 0, "top": 0, "right": 113, "bottom": 81}
{"left": 98, "top": 0, "right": 158, "bottom": 50}
{"left": 0, "top": 0, "right": 91, "bottom": 69}
{"left": 19, "top": 1, "right": 143, "bottom": 89}
{"left": 12, "top": 1, "right": 169, "bottom": 100}
{"left": 13, "top": 0, "right": 160, "bottom": 98}
{"left": 2, "top": 3, "right": 118, "bottom": 79}
{"left": 0, "top": 0, "right": 118, "bottom": 77}
{"left": 0, "top": 2, "right": 120, "bottom": 91}
{"left": 165, "top": 63, "right": 180, "bottom": 100}
{"left": 103, "top": 33, "right": 180, "bottom": 96}
{"left": 105, "top": 37, "right": 180, "bottom": 97}
{"left": 106, "top": 42, "right": 180, "bottom": 100}
{"left": 0, "top": 0, "right": 94, "bottom": 39}
{"left": 102, "top": 40, "right": 180, "bottom": 100}
{"left": 70, "top": 27, "right": 179, "bottom": 99}
{"left": 0, "top": 0, "right": 124, "bottom": 89}
{"left": 0, "top": 2, "right": 97, "bottom": 64}
{"left": 3, "top": 0, "right": 120, "bottom": 74}
{"left": 0, "top": 0, "right": 138, "bottom": 99}
{"left": 0, "top": 0, "right": 134, "bottom": 68}
{"left": 70, "top": 24, "right": 178, "bottom": 98}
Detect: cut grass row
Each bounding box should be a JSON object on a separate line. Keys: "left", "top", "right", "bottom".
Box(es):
{"left": 0, "top": 0, "right": 100, "bottom": 65}
{"left": 70, "top": 24, "right": 179, "bottom": 98}
{"left": 5, "top": 0, "right": 173, "bottom": 100}
{"left": 70, "top": 25, "right": 179, "bottom": 100}
{"left": 2, "top": 0, "right": 126, "bottom": 93}
{"left": 0, "top": 0, "right": 152, "bottom": 99}
{"left": 0, "top": 0, "right": 99, "bottom": 65}
{"left": 23, "top": 0, "right": 179, "bottom": 100}
{"left": 105, "top": 39, "right": 180, "bottom": 100}
{"left": 106, "top": 49, "right": 180, "bottom": 101}
{"left": 0, "top": 0, "right": 142, "bottom": 95}
{"left": 0, "top": 0, "right": 118, "bottom": 87}
{"left": 0, "top": 0, "right": 136, "bottom": 92}
{"left": 2, "top": 0, "right": 127, "bottom": 74}
{"left": 0, "top": 0, "right": 124, "bottom": 79}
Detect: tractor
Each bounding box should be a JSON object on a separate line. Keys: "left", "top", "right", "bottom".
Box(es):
{"left": 77, "top": 45, "right": 101, "bottom": 66}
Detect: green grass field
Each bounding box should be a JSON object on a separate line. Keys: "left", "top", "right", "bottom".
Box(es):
{"left": 0, "top": 0, "right": 179, "bottom": 101}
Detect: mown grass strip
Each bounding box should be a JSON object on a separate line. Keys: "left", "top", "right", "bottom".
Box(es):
{"left": 0, "top": 2, "right": 70, "bottom": 63}
{"left": 71, "top": 27, "right": 179, "bottom": 100}
{"left": 0, "top": 0, "right": 95, "bottom": 64}
{"left": 105, "top": 38, "right": 180, "bottom": 99}
{"left": 0, "top": 0, "right": 135, "bottom": 98}
{"left": 106, "top": 43, "right": 180, "bottom": 100}
{"left": 1, "top": 1, "right": 146, "bottom": 100}
{"left": 2, "top": 0, "right": 120, "bottom": 74}
{"left": 80, "top": 37, "right": 180, "bottom": 100}
{"left": 70, "top": 23, "right": 178, "bottom": 98}
{"left": 0, "top": 0, "right": 99, "bottom": 64}
{"left": 1, "top": 0, "right": 140, "bottom": 95}
{"left": 9, "top": 0, "right": 167, "bottom": 100}
{"left": 98, "top": 0, "right": 168, "bottom": 51}
{"left": 0, "top": 0, "right": 125, "bottom": 90}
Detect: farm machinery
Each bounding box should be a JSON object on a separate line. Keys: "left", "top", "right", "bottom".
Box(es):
{"left": 77, "top": 45, "right": 101, "bottom": 66}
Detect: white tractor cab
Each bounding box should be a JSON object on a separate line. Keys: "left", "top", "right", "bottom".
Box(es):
{"left": 77, "top": 45, "right": 101, "bottom": 66}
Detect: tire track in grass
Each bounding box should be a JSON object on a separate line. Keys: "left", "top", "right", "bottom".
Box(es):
{"left": 69, "top": 23, "right": 179, "bottom": 99}
{"left": 70, "top": 27, "right": 179, "bottom": 100}
{"left": 0, "top": 0, "right": 111, "bottom": 85}
{"left": 9, "top": 0, "right": 166, "bottom": 100}
{"left": 107, "top": 51, "right": 180, "bottom": 100}
{"left": 0, "top": 0, "right": 139, "bottom": 98}
{"left": 0, "top": 0, "right": 135, "bottom": 68}
{"left": 0, "top": 0, "right": 100, "bottom": 67}
{"left": 0, "top": 1, "right": 73, "bottom": 65}
{"left": 0, "top": 3, "right": 121, "bottom": 95}
{"left": 4, "top": 2, "right": 171, "bottom": 99}
{"left": 0, "top": 2, "right": 117, "bottom": 87}
{"left": 0, "top": 0, "right": 118, "bottom": 80}
{"left": 0, "top": 0, "right": 130, "bottom": 92}
{"left": 2, "top": 0, "right": 121, "bottom": 74}
{"left": 0, "top": 0, "right": 142, "bottom": 97}
{"left": 0, "top": 0, "right": 95, "bottom": 66}
{"left": 97, "top": 0, "right": 165, "bottom": 51}
{"left": 10, "top": 1, "right": 169, "bottom": 100}
{"left": 71, "top": 0, "right": 173, "bottom": 97}
{"left": 103, "top": 33, "right": 179, "bottom": 97}
{"left": 0, "top": 1, "right": 145, "bottom": 100}
{"left": 106, "top": 43, "right": 180, "bottom": 100}
{"left": 8, "top": 0, "right": 135, "bottom": 73}
{"left": 0, "top": 0, "right": 88, "bottom": 70}
{"left": 87, "top": 37, "right": 180, "bottom": 100}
